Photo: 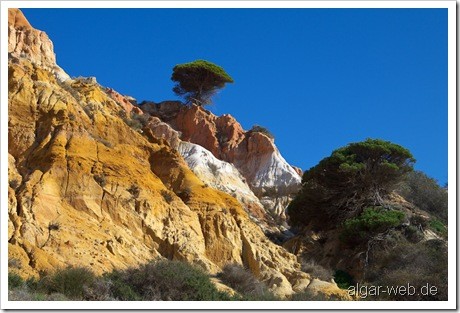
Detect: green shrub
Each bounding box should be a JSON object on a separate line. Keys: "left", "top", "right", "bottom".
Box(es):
{"left": 121, "top": 260, "right": 231, "bottom": 301}
{"left": 124, "top": 117, "right": 142, "bottom": 130}
{"left": 37, "top": 267, "right": 96, "bottom": 300}
{"left": 13, "top": 261, "right": 240, "bottom": 301}
{"left": 429, "top": 219, "right": 447, "bottom": 237}
{"left": 102, "top": 270, "right": 141, "bottom": 301}
{"left": 341, "top": 207, "right": 405, "bottom": 244}
{"left": 334, "top": 270, "right": 354, "bottom": 290}
{"left": 249, "top": 125, "right": 274, "bottom": 139}
{"left": 8, "top": 258, "right": 22, "bottom": 269}
{"left": 8, "top": 288, "right": 68, "bottom": 301}
{"left": 25, "top": 276, "right": 39, "bottom": 291}
{"left": 121, "top": 112, "right": 149, "bottom": 131}
{"left": 131, "top": 113, "right": 149, "bottom": 128}
{"left": 8, "top": 272, "right": 24, "bottom": 289}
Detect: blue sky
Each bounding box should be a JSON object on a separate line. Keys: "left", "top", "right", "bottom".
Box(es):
{"left": 22, "top": 8, "right": 448, "bottom": 184}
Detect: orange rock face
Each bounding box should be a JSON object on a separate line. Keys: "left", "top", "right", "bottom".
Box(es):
{"left": 9, "top": 8, "right": 54, "bottom": 67}
{"left": 105, "top": 88, "right": 141, "bottom": 115}
{"left": 8, "top": 8, "right": 32, "bottom": 29}
{"left": 143, "top": 102, "right": 302, "bottom": 221}
{"left": 172, "top": 105, "right": 225, "bottom": 157}
{"left": 8, "top": 8, "right": 69, "bottom": 81}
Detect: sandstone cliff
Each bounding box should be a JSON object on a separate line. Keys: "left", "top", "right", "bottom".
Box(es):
{"left": 7, "top": 8, "right": 348, "bottom": 299}
{"left": 8, "top": 8, "right": 70, "bottom": 82}
{"left": 142, "top": 102, "right": 302, "bottom": 223}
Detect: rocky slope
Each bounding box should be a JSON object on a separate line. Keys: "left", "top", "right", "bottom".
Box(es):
{"left": 283, "top": 191, "right": 448, "bottom": 300}
{"left": 177, "top": 142, "right": 272, "bottom": 227}
{"left": 141, "top": 102, "right": 302, "bottom": 222}
{"left": 7, "top": 8, "right": 348, "bottom": 299}
{"left": 141, "top": 114, "right": 273, "bottom": 230}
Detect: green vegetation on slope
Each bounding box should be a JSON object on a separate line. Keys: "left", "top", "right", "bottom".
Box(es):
{"left": 286, "top": 138, "right": 448, "bottom": 301}
{"left": 397, "top": 170, "right": 448, "bottom": 222}
{"left": 340, "top": 207, "right": 405, "bottom": 244}
{"left": 288, "top": 138, "right": 414, "bottom": 230}
{"left": 249, "top": 125, "right": 275, "bottom": 139}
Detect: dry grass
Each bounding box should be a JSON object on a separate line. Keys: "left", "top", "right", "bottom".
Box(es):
{"left": 217, "top": 264, "right": 277, "bottom": 300}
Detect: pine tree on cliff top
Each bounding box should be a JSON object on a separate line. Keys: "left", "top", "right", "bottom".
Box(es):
{"left": 171, "top": 60, "right": 233, "bottom": 106}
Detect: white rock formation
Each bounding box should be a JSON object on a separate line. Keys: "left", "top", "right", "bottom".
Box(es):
{"left": 232, "top": 133, "right": 302, "bottom": 220}
{"left": 240, "top": 148, "right": 301, "bottom": 193}
{"left": 178, "top": 142, "right": 265, "bottom": 214}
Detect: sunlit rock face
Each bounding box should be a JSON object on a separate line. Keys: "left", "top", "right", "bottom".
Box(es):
{"left": 143, "top": 102, "right": 302, "bottom": 222}
{"left": 142, "top": 113, "right": 276, "bottom": 231}
{"left": 177, "top": 141, "right": 276, "bottom": 230}
{"left": 8, "top": 8, "right": 70, "bottom": 82}
{"left": 8, "top": 8, "right": 352, "bottom": 299}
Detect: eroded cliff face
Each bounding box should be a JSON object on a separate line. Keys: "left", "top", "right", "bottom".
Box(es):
{"left": 7, "top": 8, "right": 349, "bottom": 299}
{"left": 140, "top": 110, "right": 275, "bottom": 231}
{"left": 8, "top": 8, "right": 70, "bottom": 82}
{"left": 142, "top": 102, "right": 302, "bottom": 222}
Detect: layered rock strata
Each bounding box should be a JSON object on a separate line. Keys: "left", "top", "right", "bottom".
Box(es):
{"left": 142, "top": 102, "right": 302, "bottom": 221}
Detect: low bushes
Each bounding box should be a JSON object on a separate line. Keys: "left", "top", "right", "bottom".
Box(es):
{"left": 8, "top": 272, "right": 24, "bottom": 289}
{"left": 36, "top": 267, "right": 96, "bottom": 299}
{"left": 300, "top": 261, "right": 333, "bottom": 281}
{"left": 120, "top": 111, "right": 149, "bottom": 131}
{"left": 119, "top": 260, "right": 230, "bottom": 301}
{"left": 100, "top": 270, "right": 140, "bottom": 301}
{"left": 217, "top": 264, "right": 278, "bottom": 300}
{"left": 365, "top": 239, "right": 447, "bottom": 300}
{"left": 249, "top": 125, "right": 274, "bottom": 139}
{"left": 8, "top": 260, "right": 235, "bottom": 301}
{"left": 291, "top": 289, "right": 339, "bottom": 301}
{"left": 429, "top": 219, "right": 447, "bottom": 237}
{"left": 397, "top": 171, "right": 448, "bottom": 222}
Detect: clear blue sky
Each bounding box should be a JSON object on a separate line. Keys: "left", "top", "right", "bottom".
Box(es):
{"left": 22, "top": 8, "right": 448, "bottom": 184}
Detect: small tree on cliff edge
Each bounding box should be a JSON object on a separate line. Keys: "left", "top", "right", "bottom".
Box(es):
{"left": 171, "top": 60, "right": 234, "bottom": 106}
{"left": 288, "top": 138, "right": 415, "bottom": 229}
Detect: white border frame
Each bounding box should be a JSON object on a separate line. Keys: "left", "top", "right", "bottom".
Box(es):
{"left": 1, "top": 1, "right": 456, "bottom": 310}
